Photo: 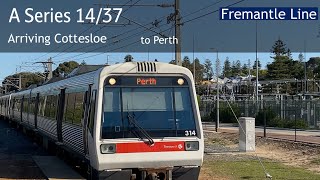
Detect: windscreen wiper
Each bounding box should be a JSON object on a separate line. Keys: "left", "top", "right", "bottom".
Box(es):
{"left": 127, "top": 112, "right": 155, "bottom": 146}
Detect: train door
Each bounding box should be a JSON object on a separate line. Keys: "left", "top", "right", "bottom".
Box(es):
{"left": 83, "top": 85, "right": 92, "bottom": 155}
{"left": 57, "top": 89, "right": 65, "bottom": 142}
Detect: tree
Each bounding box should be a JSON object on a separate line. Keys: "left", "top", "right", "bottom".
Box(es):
{"left": 191, "top": 58, "right": 204, "bottom": 84}
{"left": 168, "top": 57, "right": 204, "bottom": 84}
{"left": 223, "top": 57, "right": 232, "bottom": 77}
{"left": 271, "top": 37, "right": 287, "bottom": 57}
{"left": 252, "top": 60, "right": 261, "bottom": 70}
{"left": 242, "top": 63, "right": 248, "bottom": 76}
{"left": 2, "top": 72, "right": 44, "bottom": 92}
{"left": 182, "top": 56, "right": 192, "bottom": 70}
{"left": 298, "top": 53, "right": 304, "bottom": 62}
{"left": 231, "top": 60, "right": 241, "bottom": 76}
{"left": 287, "top": 48, "right": 292, "bottom": 59}
{"left": 290, "top": 60, "right": 304, "bottom": 79}
{"left": 80, "top": 60, "right": 87, "bottom": 65}
{"left": 124, "top": 54, "right": 134, "bottom": 62}
{"left": 235, "top": 60, "right": 241, "bottom": 74}
{"left": 53, "top": 61, "right": 79, "bottom": 77}
{"left": 307, "top": 57, "right": 320, "bottom": 79}
{"left": 204, "top": 59, "right": 213, "bottom": 80}
{"left": 267, "top": 38, "right": 292, "bottom": 80}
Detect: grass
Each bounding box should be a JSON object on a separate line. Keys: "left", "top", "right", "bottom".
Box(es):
{"left": 203, "top": 160, "right": 320, "bottom": 180}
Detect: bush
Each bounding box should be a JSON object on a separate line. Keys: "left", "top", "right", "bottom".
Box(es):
{"left": 255, "top": 108, "right": 277, "bottom": 126}
{"left": 261, "top": 115, "right": 308, "bottom": 129}
{"left": 209, "top": 103, "right": 240, "bottom": 123}
{"left": 201, "top": 115, "right": 212, "bottom": 122}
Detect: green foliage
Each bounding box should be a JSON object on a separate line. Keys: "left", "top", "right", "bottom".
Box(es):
{"left": 231, "top": 60, "right": 242, "bottom": 76}
{"left": 124, "top": 54, "right": 134, "bottom": 62}
{"left": 256, "top": 108, "right": 308, "bottom": 129}
{"left": 223, "top": 57, "right": 232, "bottom": 77}
{"left": 204, "top": 59, "right": 213, "bottom": 80}
{"left": 2, "top": 72, "right": 44, "bottom": 91}
{"left": 271, "top": 38, "right": 288, "bottom": 57}
{"left": 269, "top": 117, "right": 308, "bottom": 129}
{"left": 209, "top": 103, "right": 241, "bottom": 123}
{"left": 267, "top": 55, "right": 292, "bottom": 79}
{"left": 192, "top": 58, "right": 204, "bottom": 84}
{"left": 170, "top": 56, "right": 204, "bottom": 85}
{"left": 252, "top": 60, "right": 261, "bottom": 70}
{"left": 255, "top": 107, "right": 277, "bottom": 126}
{"left": 241, "top": 63, "right": 248, "bottom": 76}
{"left": 53, "top": 61, "right": 79, "bottom": 77}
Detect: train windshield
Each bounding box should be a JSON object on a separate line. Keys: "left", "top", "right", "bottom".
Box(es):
{"left": 102, "top": 87, "right": 197, "bottom": 139}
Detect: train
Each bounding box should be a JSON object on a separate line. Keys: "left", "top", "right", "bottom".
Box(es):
{"left": 0, "top": 61, "right": 204, "bottom": 180}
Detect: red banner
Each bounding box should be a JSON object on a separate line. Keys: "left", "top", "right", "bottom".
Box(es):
{"left": 116, "top": 141, "right": 185, "bottom": 153}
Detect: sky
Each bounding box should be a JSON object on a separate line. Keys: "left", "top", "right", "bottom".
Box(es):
{"left": 0, "top": 51, "right": 319, "bottom": 81}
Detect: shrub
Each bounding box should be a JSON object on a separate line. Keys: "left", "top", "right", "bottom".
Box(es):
{"left": 255, "top": 108, "right": 277, "bottom": 126}
{"left": 209, "top": 103, "right": 240, "bottom": 123}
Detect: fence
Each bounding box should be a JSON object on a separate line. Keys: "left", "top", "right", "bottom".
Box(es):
{"left": 200, "top": 98, "right": 320, "bottom": 129}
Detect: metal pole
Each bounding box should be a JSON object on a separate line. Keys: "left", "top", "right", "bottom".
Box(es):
{"left": 304, "top": 40, "right": 307, "bottom": 94}
{"left": 248, "top": 59, "right": 251, "bottom": 94}
{"left": 216, "top": 51, "right": 220, "bottom": 132}
{"left": 47, "top": 58, "right": 53, "bottom": 80}
{"left": 295, "top": 100, "right": 297, "bottom": 142}
{"left": 295, "top": 112, "right": 297, "bottom": 142}
{"left": 255, "top": 21, "right": 259, "bottom": 104}
{"left": 193, "top": 34, "right": 195, "bottom": 81}
{"left": 264, "top": 106, "right": 266, "bottom": 138}
{"left": 175, "top": 0, "right": 182, "bottom": 66}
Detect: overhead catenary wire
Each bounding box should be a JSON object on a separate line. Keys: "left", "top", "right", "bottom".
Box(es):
{"left": 58, "top": 0, "right": 245, "bottom": 63}
{"left": 181, "top": 0, "right": 246, "bottom": 25}
{"left": 27, "top": 0, "right": 137, "bottom": 63}
{"left": 53, "top": 12, "right": 175, "bottom": 62}
{"left": 51, "top": 0, "right": 144, "bottom": 59}
{"left": 59, "top": 24, "right": 174, "bottom": 62}
{"left": 23, "top": 0, "right": 246, "bottom": 69}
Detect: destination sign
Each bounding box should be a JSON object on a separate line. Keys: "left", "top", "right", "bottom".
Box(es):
{"left": 105, "top": 76, "right": 188, "bottom": 87}
{"left": 136, "top": 78, "right": 157, "bottom": 86}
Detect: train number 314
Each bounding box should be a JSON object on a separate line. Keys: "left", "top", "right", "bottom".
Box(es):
{"left": 185, "top": 130, "right": 196, "bottom": 136}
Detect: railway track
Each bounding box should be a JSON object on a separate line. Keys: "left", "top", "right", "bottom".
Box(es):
{"left": 204, "top": 128, "right": 320, "bottom": 147}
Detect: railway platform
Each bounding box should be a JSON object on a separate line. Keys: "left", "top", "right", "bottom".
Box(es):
{"left": 0, "top": 119, "right": 84, "bottom": 179}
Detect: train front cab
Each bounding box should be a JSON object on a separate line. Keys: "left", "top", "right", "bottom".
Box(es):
{"left": 88, "top": 63, "right": 204, "bottom": 180}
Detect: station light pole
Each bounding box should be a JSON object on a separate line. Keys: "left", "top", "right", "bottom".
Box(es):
{"left": 211, "top": 48, "right": 219, "bottom": 132}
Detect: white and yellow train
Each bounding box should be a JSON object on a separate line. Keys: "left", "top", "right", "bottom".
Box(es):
{"left": 0, "top": 62, "right": 204, "bottom": 180}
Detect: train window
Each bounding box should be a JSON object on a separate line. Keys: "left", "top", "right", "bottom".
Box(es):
{"left": 65, "top": 93, "right": 75, "bottom": 124}
{"left": 174, "top": 88, "right": 196, "bottom": 131}
{"left": 102, "top": 86, "right": 197, "bottom": 139}
{"left": 38, "top": 95, "right": 57, "bottom": 120}
{"left": 44, "top": 96, "right": 51, "bottom": 118}
{"left": 38, "top": 96, "right": 45, "bottom": 116}
{"left": 29, "top": 98, "right": 35, "bottom": 115}
{"left": 23, "top": 98, "right": 29, "bottom": 113}
{"left": 103, "top": 88, "right": 122, "bottom": 138}
{"left": 73, "top": 93, "right": 84, "bottom": 126}
{"left": 49, "top": 95, "right": 57, "bottom": 119}
{"left": 88, "top": 90, "right": 97, "bottom": 135}
{"left": 15, "top": 99, "right": 21, "bottom": 112}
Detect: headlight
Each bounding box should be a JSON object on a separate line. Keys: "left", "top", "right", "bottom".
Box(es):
{"left": 100, "top": 144, "right": 116, "bottom": 154}
{"left": 185, "top": 141, "right": 199, "bottom": 151}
